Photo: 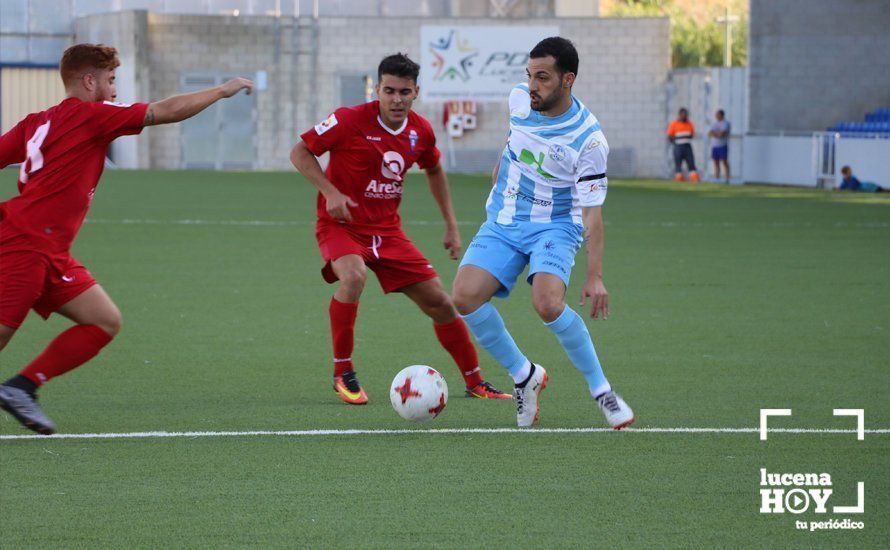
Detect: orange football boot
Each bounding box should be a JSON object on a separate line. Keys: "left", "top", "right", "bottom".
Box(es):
{"left": 465, "top": 380, "right": 513, "bottom": 399}
{"left": 689, "top": 171, "right": 700, "bottom": 183}
{"left": 333, "top": 370, "right": 368, "bottom": 405}
{"left": 674, "top": 172, "right": 685, "bottom": 182}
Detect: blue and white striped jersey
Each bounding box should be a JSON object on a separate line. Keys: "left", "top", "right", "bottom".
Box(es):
{"left": 485, "top": 83, "right": 609, "bottom": 225}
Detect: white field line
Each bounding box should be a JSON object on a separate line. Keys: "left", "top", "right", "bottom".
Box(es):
{"left": 1, "top": 427, "right": 888, "bottom": 441}
{"left": 83, "top": 218, "right": 890, "bottom": 229}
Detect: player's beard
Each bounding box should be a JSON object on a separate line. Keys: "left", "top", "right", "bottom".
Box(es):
{"left": 530, "top": 88, "right": 563, "bottom": 113}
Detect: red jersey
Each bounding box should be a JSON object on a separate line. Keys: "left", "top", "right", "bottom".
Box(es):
{"left": 300, "top": 101, "right": 441, "bottom": 234}
{"left": 0, "top": 97, "right": 148, "bottom": 268}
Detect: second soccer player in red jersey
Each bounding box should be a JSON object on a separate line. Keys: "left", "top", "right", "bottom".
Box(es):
{"left": 291, "top": 54, "right": 510, "bottom": 404}
{"left": 0, "top": 44, "right": 253, "bottom": 434}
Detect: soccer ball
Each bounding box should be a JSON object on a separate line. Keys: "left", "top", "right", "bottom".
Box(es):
{"left": 389, "top": 365, "right": 448, "bottom": 422}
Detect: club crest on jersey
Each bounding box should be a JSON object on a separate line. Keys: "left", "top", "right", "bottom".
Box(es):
{"left": 381, "top": 151, "right": 406, "bottom": 182}
{"left": 314, "top": 113, "right": 338, "bottom": 135}
{"left": 548, "top": 144, "right": 566, "bottom": 162}
{"left": 409, "top": 129, "right": 418, "bottom": 151}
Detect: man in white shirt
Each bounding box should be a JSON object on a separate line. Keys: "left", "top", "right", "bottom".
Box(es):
{"left": 452, "top": 37, "right": 634, "bottom": 429}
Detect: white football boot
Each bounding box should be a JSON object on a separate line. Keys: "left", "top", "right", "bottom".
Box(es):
{"left": 514, "top": 364, "right": 548, "bottom": 427}
{"left": 596, "top": 391, "right": 634, "bottom": 430}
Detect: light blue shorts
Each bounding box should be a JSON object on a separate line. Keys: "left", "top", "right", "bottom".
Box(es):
{"left": 460, "top": 221, "right": 583, "bottom": 298}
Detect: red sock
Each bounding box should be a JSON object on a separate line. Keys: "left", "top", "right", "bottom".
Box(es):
{"left": 329, "top": 297, "right": 358, "bottom": 376}
{"left": 434, "top": 318, "right": 483, "bottom": 389}
{"left": 20, "top": 324, "right": 114, "bottom": 386}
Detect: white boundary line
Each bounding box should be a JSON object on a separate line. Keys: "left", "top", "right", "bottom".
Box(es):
{"left": 1, "top": 427, "right": 888, "bottom": 441}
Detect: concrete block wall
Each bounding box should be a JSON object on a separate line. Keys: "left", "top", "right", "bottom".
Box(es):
{"left": 143, "top": 13, "right": 298, "bottom": 170}
{"left": 309, "top": 17, "right": 668, "bottom": 176}
{"left": 310, "top": 16, "right": 670, "bottom": 177}
{"left": 749, "top": 0, "right": 890, "bottom": 133}
{"left": 75, "top": 11, "right": 670, "bottom": 176}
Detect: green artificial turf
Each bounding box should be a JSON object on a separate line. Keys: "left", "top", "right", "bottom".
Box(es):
{"left": 1, "top": 170, "right": 888, "bottom": 547}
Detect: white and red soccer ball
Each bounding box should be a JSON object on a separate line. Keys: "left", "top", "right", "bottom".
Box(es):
{"left": 390, "top": 365, "right": 448, "bottom": 422}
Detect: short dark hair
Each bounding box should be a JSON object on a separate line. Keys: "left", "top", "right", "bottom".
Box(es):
{"left": 679, "top": 107, "right": 688, "bottom": 115}
{"left": 378, "top": 53, "right": 420, "bottom": 83}
{"left": 716, "top": 109, "right": 725, "bottom": 117}
{"left": 841, "top": 165, "right": 852, "bottom": 175}
{"left": 529, "top": 37, "right": 579, "bottom": 76}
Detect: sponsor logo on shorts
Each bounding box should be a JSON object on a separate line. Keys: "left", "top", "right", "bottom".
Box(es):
{"left": 541, "top": 260, "right": 567, "bottom": 275}
{"left": 543, "top": 240, "right": 555, "bottom": 250}
{"left": 589, "top": 181, "right": 607, "bottom": 192}
{"left": 62, "top": 274, "right": 75, "bottom": 283}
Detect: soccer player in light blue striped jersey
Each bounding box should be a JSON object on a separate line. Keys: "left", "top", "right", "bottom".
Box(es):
{"left": 452, "top": 37, "right": 634, "bottom": 429}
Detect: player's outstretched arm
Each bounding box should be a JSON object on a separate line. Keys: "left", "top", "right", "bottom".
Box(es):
{"left": 425, "top": 163, "right": 461, "bottom": 260}
{"left": 290, "top": 141, "right": 357, "bottom": 221}
{"left": 580, "top": 206, "right": 609, "bottom": 319}
{"left": 143, "top": 77, "right": 254, "bottom": 126}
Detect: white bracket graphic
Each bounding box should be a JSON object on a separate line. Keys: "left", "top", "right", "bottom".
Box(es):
{"left": 760, "top": 409, "right": 792, "bottom": 440}
{"left": 833, "top": 482, "right": 865, "bottom": 513}
{"left": 833, "top": 409, "right": 865, "bottom": 441}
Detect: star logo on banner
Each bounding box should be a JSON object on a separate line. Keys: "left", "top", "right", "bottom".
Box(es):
{"left": 429, "top": 29, "right": 478, "bottom": 82}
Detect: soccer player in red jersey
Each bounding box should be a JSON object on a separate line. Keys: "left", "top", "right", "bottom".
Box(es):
{"left": 291, "top": 54, "right": 510, "bottom": 404}
{"left": 0, "top": 44, "right": 253, "bottom": 434}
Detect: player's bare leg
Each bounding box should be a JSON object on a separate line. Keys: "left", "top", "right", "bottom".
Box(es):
{"left": 0, "top": 285, "right": 119, "bottom": 435}
{"left": 331, "top": 254, "right": 366, "bottom": 304}
{"left": 402, "top": 276, "right": 510, "bottom": 399}
{"left": 56, "top": 284, "right": 122, "bottom": 336}
{"left": 452, "top": 265, "right": 501, "bottom": 317}
{"left": 329, "top": 254, "right": 368, "bottom": 404}
{"left": 530, "top": 273, "right": 567, "bottom": 323}
{"left": 401, "top": 277, "right": 456, "bottom": 324}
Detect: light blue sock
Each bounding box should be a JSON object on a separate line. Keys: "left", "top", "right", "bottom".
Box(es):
{"left": 461, "top": 302, "right": 530, "bottom": 380}
{"left": 545, "top": 306, "right": 611, "bottom": 397}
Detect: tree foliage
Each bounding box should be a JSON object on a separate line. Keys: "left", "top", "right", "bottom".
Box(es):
{"left": 607, "top": 0, "right": 748, "bottom": 67}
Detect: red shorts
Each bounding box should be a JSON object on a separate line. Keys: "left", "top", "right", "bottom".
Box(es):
{"left": 316, "top": 222, "right": 438, "bottom": 293}
{"left": 0, "top": 248, "right": 97, "bottom": 329}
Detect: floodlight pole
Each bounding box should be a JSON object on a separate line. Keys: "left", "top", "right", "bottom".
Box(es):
{"left": 716, "top": 7, "right": 740, "bottom": 67}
